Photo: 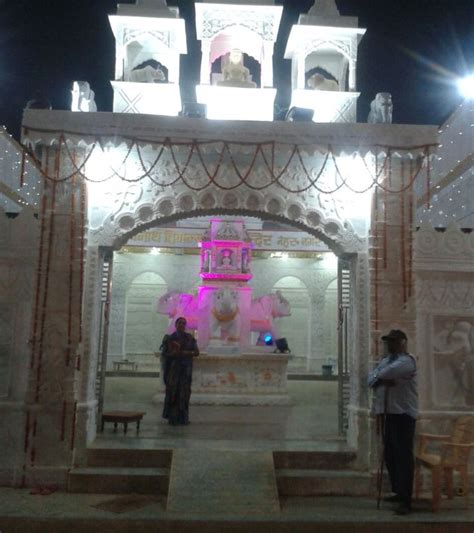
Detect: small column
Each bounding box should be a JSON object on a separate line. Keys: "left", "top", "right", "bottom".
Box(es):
{"left": 200, "top": 41, "right": 212, "bottom": 85}
{"left": 261, "top": 41, "right": 274, "bottom": 88}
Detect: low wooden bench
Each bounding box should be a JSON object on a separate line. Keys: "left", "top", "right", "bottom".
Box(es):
{"left": 113, "top": 360, "right": 138, "bottom": 372}
{"left": 101, "top": 411, "right": 146, "bottom": 434}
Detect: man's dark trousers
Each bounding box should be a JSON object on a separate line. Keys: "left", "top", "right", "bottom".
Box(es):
{"left": 384, "top": 413, "right": 416, "bottom": 507}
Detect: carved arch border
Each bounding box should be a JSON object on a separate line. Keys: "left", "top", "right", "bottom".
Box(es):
{"left": 91, "top": 190, "right": 364, "bottom": 256}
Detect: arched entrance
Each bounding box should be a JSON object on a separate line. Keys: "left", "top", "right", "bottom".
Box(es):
{"left": 84, "top": 209, "right": 364, "bottom": 450}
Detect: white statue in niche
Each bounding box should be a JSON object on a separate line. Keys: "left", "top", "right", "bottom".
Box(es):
{"left": 71, "top": 81, "right": 97, "bottom": 112}
{"left": 307, "top": 73, "right": 339, "bottom": 91}
{"left": 130, "top": 65, "right": 166, "bottom": 83}
{"left": 210, "top": 289, "right": 241, "bottom": 343}
{"left": 219, "top": 249, "right": 234, "bottom": 269}
{"left": 367, "top": 92, "right": 393, "bottom": 123}
{"left": 218, "top": 49, "right": 256, "bottom": 88}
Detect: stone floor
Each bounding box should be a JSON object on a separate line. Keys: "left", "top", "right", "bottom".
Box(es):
{"left": 0, "top": 488, "right": 472, "bottom": 532}
{"left": 101, "top": 376, "right": 341, "bottom": 445}
{"left": 2, "top": 376, "right": 472, "bottom": 531}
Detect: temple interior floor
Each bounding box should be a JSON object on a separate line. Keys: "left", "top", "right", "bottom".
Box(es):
{"left": 100, "top": 376, "right": 341, "bottom": 448}
{"left": 2, "top": 377, "right": 473, "bottom": 530}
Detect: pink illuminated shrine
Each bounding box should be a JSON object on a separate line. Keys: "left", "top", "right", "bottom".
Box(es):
{"left": 199, "top": 219, "right": 253, "bottom": 282}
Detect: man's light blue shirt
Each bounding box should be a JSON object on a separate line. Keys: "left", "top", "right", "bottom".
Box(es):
{"left": 368, "top": 352, "right": 418, "bottom": 419}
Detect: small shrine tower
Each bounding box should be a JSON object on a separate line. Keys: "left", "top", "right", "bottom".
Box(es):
{"left": 108, "top": 0, "right": 187, "bottom": 116}
{"left": 195, "top": 0, "right": 283, "bottom": 121}
{"left": 197, "top": 219, "right": 254, "bottom": 351}
{"left": 284, "top": 0, "right": 366, "bottom": 123}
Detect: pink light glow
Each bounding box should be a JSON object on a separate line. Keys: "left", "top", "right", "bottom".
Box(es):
{"left": 200, "top": 272, "right": 252, "bottom": 281}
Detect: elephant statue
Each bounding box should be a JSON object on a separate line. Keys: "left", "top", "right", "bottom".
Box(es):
{"left": 156, "top": 290, "right": 199, "bottom": 333}
{"left": 71, "top": 81, "right": 97, "bottom": 112}
{"left": 250, "top": 290, "right": 291, "bottom": 340}
{"left": 210, "top": 289, "right": 241, "bottom": 343}
{"left": 367, "top": 92, "right": 393, "bottom": 124}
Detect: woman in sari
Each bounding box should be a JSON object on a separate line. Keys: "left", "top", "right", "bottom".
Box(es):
{"left": 161, "top": 317, "right": 199, "bottom": 425}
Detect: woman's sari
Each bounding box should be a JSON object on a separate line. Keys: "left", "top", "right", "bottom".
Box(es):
{"left": 161, "top": 331, "right": 199, "bottom": 425}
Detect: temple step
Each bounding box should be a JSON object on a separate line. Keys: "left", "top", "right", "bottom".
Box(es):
{"left": 86, "top": 447, "right": 172, "bottom": 468}
{"left": 67, "top": 466, "right": 170, "bottom": 494}
{"left": 166, "top": 449, "right": 280, "bottom": 514}
{"left": 273, "top": 450, "right": 356, "bottom": 470}
{"left": 276, "top": 468, "right": 372, "bottom": 496}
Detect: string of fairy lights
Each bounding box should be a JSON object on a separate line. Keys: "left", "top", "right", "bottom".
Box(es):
{"left": 417, "top": 99, "right": 474, "bottom": 227}
{"left": 1, "top": 108, "right": 472, "bottom": 227}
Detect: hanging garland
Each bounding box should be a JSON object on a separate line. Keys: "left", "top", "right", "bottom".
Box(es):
{"left": 19, "top": 129, "right": 435, "bottom": 199}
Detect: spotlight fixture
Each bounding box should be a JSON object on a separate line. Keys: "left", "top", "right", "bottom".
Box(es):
{"left": 264, "top": 333, "right": 273, "bottom": 346}
{"left": 285, "top": 107, "right": 314, "bottom": 122}
{"left": 274, "top": 338, "right": 291, "bottom": 353}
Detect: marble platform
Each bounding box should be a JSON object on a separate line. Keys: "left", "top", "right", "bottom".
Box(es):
{"left": 154, "top": 352, "right": 291, "bottom": 405}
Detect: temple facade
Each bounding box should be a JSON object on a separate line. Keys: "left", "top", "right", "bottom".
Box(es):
{"left": 0, "top": 0, "right": 472, "bottom": 510}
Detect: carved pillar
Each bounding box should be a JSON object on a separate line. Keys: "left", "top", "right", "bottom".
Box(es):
{"left": 309, "top": 293, "right": 326, "bottom": 372}
{"left": 168, "top": 54, "right": 180, "bottom": 85}
{"left": 107, "top": 260, "right": 128, "bottom": 364}
{"left": 348, "top": 40, "right": 357, "bottom": 91}
{"left": 347, "top": 251, "right": 371, "bottom": 467}
{"left": 261, "top": 41, "right": 274, "bottom": 88}
{"left": 369, "top": 156, "right": 416, "bottom": 351}
{"left": 200, "top": 41, "right": 212, "bottom": 85}
{"left": 21, "top": 144, "right": 86, "bottom": 486}
{"left": 74, "top": 245, "right": 103, "bottom": 467}
{"left": 297, "top": 52, "right": 306, "bottom": 90}
{"left": 0, "top": 208, "right": 39, "bottom": 485}
{"left": 115, "top": 44, "right": 125, "bottom": 81}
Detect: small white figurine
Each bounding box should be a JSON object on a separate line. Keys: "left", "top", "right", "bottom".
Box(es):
{"left": 71, "top": 81, "right": 97, "bottom": 112}
{"left": 368, "top": 92, "right": 393, "bottom": 124}
{"left": 307, "top": 73, "right": 339, "bottom": 91}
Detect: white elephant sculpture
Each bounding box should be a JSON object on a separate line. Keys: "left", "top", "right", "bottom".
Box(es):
{"left": 210, "top": 289, "right": 241, "bottom": 343}
{"left": 250, "top": 290, "right": 291, "bottom": 340}
{"left": 71, "top": 81, "right": 97, "bottom": 112}
{"left": 368, "top": 92, "right": 393, "bottom": 124}
{"left": 130, "top": 65, "right": 166, "bottom": 83}
{"left": 156, "top": 290, "right": 199, "bottom": 333}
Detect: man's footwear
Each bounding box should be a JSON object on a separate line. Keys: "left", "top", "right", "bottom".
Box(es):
{"left": 383, "top": 494, "right": 401, "bottom": 503}
{"left": 394, "top": 503, "right": 411, "bottom": 515}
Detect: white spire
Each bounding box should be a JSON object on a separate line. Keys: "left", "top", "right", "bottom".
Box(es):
{"left": 308, "top": 0, "right": 340, "bottom": 17}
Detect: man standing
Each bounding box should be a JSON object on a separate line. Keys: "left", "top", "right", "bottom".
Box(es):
{"left": 368, "top": 329, "right": 418, "bottom": 515}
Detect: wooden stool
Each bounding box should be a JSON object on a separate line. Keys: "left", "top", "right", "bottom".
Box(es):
{"left": 101, "top": 411, "right": 146, "bottom": 434}
{"left": 113, "top": 360, "right": 138, "bottom": 372}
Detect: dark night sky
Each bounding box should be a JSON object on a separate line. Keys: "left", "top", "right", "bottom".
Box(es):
{"left": 1, "top": 0, "right": 473, "bottom": 138}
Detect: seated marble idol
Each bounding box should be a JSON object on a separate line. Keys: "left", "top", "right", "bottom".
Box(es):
{"left": 130, "top": 64, "right": 167, "bottom": 83}
{"left": 307, "top": 73, "right": 339, "bottom": 92}
{"left": 217, "top": 49, "right": 257, "bottom": 88}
